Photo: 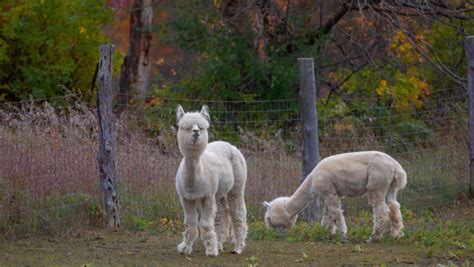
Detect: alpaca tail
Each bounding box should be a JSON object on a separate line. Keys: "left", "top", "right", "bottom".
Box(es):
{"left": 392, "top": 164, "right": 407, "bottom": 192}
{"left": 386, "top": 163, "right": 407, "bottom": 204}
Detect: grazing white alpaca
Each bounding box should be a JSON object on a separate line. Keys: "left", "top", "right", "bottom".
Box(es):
{"left": 175, "top": 105, "right": 248, "bottom": 256}
{"left": 263, "top": 151, "right": 407, "bottom": 242}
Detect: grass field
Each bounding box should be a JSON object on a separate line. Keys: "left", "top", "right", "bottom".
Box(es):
{"left": 1, "top": 200, "right": 472, "bottom": 266}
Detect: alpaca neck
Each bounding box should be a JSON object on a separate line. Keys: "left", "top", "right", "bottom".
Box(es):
{"left": 286, "top": 176, "right": 315, "bottom": 217}
{"left": 183, "top": 156, "right": 201, "bottom": 188}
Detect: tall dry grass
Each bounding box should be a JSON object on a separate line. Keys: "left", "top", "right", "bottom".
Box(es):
{"left": 0, "top": 101, "right": 100, "bottom": 237}
{"left": 0, "top": 101, "right": 302, "bottom": 236}
{"left": 0, "top": 98, "right": 469, "bottom": 237}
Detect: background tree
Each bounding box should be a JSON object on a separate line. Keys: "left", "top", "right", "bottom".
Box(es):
{"left": 117, "top": 0, "right": 154, "bottom": 111}
{"left": 160, "top": 0, "right": 472, "bottom": 105}
{"left": 0, "top": 0, "right": 116, "bottom": 102}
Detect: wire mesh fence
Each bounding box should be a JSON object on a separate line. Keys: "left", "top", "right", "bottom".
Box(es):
{"left": 113, "top": 94, "right": 302, "bottom": 226}
{"left": 0, "top": 86, "right": 469, "bottom": 237}
{"left": 0, "top": 99, "right": 101, "bottom": 238}
{"left": 318, "top": 86, "right": 469, "bottom": 215}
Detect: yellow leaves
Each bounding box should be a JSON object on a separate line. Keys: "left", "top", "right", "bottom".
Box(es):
{"left": 79, "top": 26, "right": 86, "bottom": 34}
{"left": 375, "top": 75, "right": 430, "bottom": 112}
{"left": 389, "top": 31, "right": 425, "bottom": 64}
{"left": 213, "top": 0, "right": 221, "bottom": 8}
{"left": 376, "top": 79, "right": 388, "bottom": 96}
{"left": 418, "top": 81, "right": 428, "bottom": 92}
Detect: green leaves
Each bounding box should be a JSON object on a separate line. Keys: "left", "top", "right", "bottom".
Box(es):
{"left": 168, "top": 1, "right": 300, "bottom": 102}
{"left": 0, "top": 0, "right": 115, "bottom": 101}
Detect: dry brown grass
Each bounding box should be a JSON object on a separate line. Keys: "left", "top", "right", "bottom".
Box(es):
{"left": 0, "top": 102, "right": 100, "bottom": 236}
{"left": 0, "top": 101, "right": 302, "bottom": 236}
{"left": 0, "top": 99, "right": 469, "bottom": 237}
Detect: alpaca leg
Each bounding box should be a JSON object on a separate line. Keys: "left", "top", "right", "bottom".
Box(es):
{"left": 386, "top": 190, "right": 404, "bottom": 238}
{"left": 177, "top": 198, "right": 198, "bottom": 255}
{"left": 367, "top": 192, "right": 389, "bottom": 242}
{"left": 215, "top": 196, "right": 230, "bottom": 252}
{"left": 325, "top": 194, "right": 347, "bottom": 240}
{"left": 321, "top": 202, "right": 337, "bottom": 235}
{"left": 320, "top": 203, "right": 332, "bottom": 231}
{"left": 228, "top": 192, "right": 247, "bottom": 254}
{"left": 200, "top": 196, "right": 218, "bottom": 257}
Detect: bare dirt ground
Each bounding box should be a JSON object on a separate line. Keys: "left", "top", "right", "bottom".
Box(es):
{"left": 0, "top": 201, "right": 472, "bottom": 266}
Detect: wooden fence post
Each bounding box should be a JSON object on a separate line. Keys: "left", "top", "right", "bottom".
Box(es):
{"left": 465, "top": 36, "right": 474, "bottom": 196}
{"left": 298, "top": 58, "right": 320, "bottom": 221}
{"left": 97, "top": 44, "right": 120, "bottom": 228}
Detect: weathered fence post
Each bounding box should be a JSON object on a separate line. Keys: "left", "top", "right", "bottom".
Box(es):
{"left": 97, "top": 44, "right": 120, "bottom": 228}
{"left": 465, "top": 36, "right": 474, "bottom": 196}
{"left": 298, "top": 58, "right": 320, "bottom": 221}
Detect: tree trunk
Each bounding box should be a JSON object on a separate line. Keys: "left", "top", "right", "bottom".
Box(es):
{"left": 464, "top": 36, "right": 474, "bottom": 197}
{"left": 117, "top": 0, "right": 153, "bottom": 112}
{"left": 137, "top": 0, "right": 153, "bottom": 96}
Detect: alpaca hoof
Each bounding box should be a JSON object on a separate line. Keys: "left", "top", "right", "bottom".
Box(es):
{"left": 205, "top": 250, "right": 218, "bottom": 257}
{"left": 232, "top": 246, "right": 243, "bottom": 254}
{"left": 205, "top": 246, "right": 219, "bottom": 257}
{"left": 177, "top": 242, "right": 193, "bottom": 255}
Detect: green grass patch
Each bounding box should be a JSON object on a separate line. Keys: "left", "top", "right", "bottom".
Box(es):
{"left": 248, "top": 207, "right": 474, "bottom": 258}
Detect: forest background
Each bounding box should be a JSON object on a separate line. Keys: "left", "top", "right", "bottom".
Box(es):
{"left": 1, "top": 0, "right": 472, "bottom": 112}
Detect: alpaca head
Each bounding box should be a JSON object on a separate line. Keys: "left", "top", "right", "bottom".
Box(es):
{"left": 176, "top": 105, "right": 210, "bottom": 157}
{"left": 263, "top": 197, "right": 298, "bottom": 231}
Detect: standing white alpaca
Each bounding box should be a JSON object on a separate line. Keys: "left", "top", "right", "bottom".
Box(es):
{"left": 175, "top": 105, "right": 248, "bottom": 256}
{"left": 263, "top": 151, "right": 407, "bottom": 242}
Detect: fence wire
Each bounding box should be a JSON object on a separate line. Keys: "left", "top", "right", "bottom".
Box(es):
{"left": 113, "top": 94, "right": 302, "bottom": 225}
{"left": 0, "top": 86, "right": 470, "bottom": 237}
{"left": 0, "top": 100, "right": 101, "bottom": 237}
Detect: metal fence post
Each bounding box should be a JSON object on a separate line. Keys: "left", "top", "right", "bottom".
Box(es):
{"left": 97, "top": 44, "right": 120, "bottom": 228}
{"left": 464, "top": 36, "right": 474, "bottom": 196}
{"left": 298, "top": 58, "right": 320, "bottom": 221}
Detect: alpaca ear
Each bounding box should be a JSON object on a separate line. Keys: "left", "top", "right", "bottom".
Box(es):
{"left": 200, "top": 105, "right": 210, "bottom": 122}
{"left": 176, "top": 105, "right": 185, "bottom": 122}
{"left": 263, "top": 201, "right": 271, "bottom": 209}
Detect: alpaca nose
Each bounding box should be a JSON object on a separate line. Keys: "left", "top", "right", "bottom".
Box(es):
{"left": 192, "top": 126, "right": 200, "bottom": 137}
